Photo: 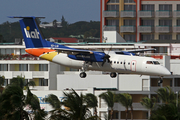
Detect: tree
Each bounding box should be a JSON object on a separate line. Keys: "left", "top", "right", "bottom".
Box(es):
{"left": 156, "top": 86, "right": 176, "bottom": 104}
{"left": 0, "top": 76, "right": 5, "bottom": 94}
{"left": 118, "top": 93, "right": 133, "bottom": 120}
{"left": 44, "top": 89, "right": 99, "bottom": 120}
{"left": 99, "top": 91, "right": 117, "bottom": 120}
{"left": 63, "top": 89, "right": 98, "bottom": 120}
{"left": 140, "top": 97, "right": 156, "bottom": 115}
{"left": 10, "top": 75, "right": 35, "bottom": 89}
{"left": 150, "top": 103, "right": 180, "bottom": 120}
{"left": 84, "top": 93, "right": 98, "bottom": 116}
{"left": 0, "top": 76, "right": 47, "bottom": 120}
{"left": 61, "top": 15, "right": 68, "bottom": 28}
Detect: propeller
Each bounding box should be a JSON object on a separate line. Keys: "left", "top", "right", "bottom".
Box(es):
{"left": 101, "top": 46, "right": 112, "bottom": 66}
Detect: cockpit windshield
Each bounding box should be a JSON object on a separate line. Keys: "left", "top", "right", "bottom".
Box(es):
{"left": 146, "top": 61, "right": 160, "bottom": 65}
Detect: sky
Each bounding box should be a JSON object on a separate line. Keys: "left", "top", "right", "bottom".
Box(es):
{"left": 0, "top": 0, "right": 100, "bottom": 24}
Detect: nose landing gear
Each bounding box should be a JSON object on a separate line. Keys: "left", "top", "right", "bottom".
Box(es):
{"left": 158, "top": 76, "right": 163, "bottom": 86}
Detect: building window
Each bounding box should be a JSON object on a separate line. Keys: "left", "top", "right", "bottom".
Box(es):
{"left": 141, "top": 4, "right": 154, "bottom": 11}
{"left": 0, "top": 64, "right": 8, "bottom": 71}
{"left": 19, "top": 64, "right": 28, "bottom": 71}
{"left": 159, "top": 34, "right": 172, "bottom": 40}
{"left": 141, "top": 34, "right": 154, "bottom": 41}
{"left": 175, "top": 78, "right": 180, "bottom": 87}
{"left": 107, "top": 5, "right": 119, "bottom": 11}
{"left": 124, "top": 0, "right": 135, "bottom": 3}
{"left": 159, "top": 19, "right": 172, "bottom": 26}
{"left": 177, "top": 34, "right": 180, "bottom": 40}
{"left": 177, "top": 4, "right": 180, "bottom": 11}
{"left": 124, "top": 34, "right": 136, "bottom": 42}
{"left": 0, "top": 49, "right": 5, "bottom": 55}
{"left": 124, "top": 19, "right": 136, "bottom": 26}
{"left": 177, "top": 19, "right": 180, "bottom": 26}
{"left": 3, "top": 79, "right": 8, "bottom": 86}
{"left": 106, "top": 19, "right": 119, "bottom": 26}
{"left": 124, "top": 5, "right": 136, "bottom": 11}
{"left": 39, "top": 64, "right": 48, "bottom": 71}
{"left": 141, "top": 19, "right": 154, "bottom": 26}
{"left": 108, "top": 0, "right": 119, "bottom": 3}
{"left": 159, "top": 4, "right": 172, "bottom": 11}
{"left": 39, "top": 79, "right": 48, "bottom": 86}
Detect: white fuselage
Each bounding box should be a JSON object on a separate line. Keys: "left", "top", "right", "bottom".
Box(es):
{"left": 49, "top": 53, "right": 171, "bottom": 76}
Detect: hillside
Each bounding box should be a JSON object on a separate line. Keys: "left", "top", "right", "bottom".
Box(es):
{"left": 0, "top": 20, "right": 100, "bottom": 43}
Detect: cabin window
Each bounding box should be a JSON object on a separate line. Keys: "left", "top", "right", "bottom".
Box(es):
{"left": 124, "top": 62, "right": 126, "bottom": 64}
{"left": 132, "top": 63, "right": 134, "bottom": 65}
{"left": 117, "top": 61, "right": 119, "bottom": 64}
{"left": 121, "top": 62, "right": 122, "bottom": 64}
{"left": 153, "top": 61, "right": 160, "bottom": 65}
{"left": 128, "top": 62, "right": 130, "bottom": 65}
{"left": 146, "top": 61, "right": 153, "bottom": 64}
{"left": 114, "top": 61, "right": 116, "bottom": 64}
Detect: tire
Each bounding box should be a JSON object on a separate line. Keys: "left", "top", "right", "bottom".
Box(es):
{"left": 110, "top": 72, "right": 117, "bottom": 78}
{"left": 80, "top": 72, "right": 87, "bottom": 78}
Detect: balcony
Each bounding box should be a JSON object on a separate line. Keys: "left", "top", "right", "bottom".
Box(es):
{"left": 155, "top": 26, "right": 172, "bottom": 33}
{"left": 156, "top": 11, "right": 172, "bottom": 17}
{"left": 173, "top": 26, "right": 180, "bottom": 33}
{"left": 0, "top": 54, "right": 40, "bottom": 60}
{"left": 120, "top": 11, "right": 136, "bottom": 17}
{"left": 103, "top": 11, "right": 119, "bottom": 17}
{"left": 32, "top": 71, "right": 49, "bottom": 78}
{"left": 138, "top": 11, "right": 154, "bottom": 18}
{"left": 173, "top": 11, "right": 180, "bottom": 17}
{"left": 103, "top": 25, "right": 119, "bottom": 31}
{"left": 120, "top": 26, "right": 136, "bottom": 33}
{"left": 138, "top": 26, "right": 154, "bottom": 33}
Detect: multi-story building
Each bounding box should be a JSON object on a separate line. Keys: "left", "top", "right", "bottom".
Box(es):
{"left": 101, "top": 0, "right": 180, "bottom": 43}
{"left": 1, "top": 42, "right": 180, "bottom": 119}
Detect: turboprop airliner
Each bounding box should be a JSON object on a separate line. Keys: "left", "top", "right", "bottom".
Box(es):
{"left": 10, "top": 16, "right": 171, "bottom": 83}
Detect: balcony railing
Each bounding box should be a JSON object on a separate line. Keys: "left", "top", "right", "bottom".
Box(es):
{"left": 120, "top": 11, "right": 136, "bottom": 17}
{"left": 0, "top": 54, "right": 40, "bottom": 60}
{"left": 138, "top": 26, "right": 154, "bottom": 33}
{"left": 138, "top": 11, "right": 154, "bottom": 17}
{"left": 156, "top": 11, "right": 172, "bottom": 17}
{"left": 155, "top": 26, "right": 172, "bottom": 33}
{"left": 120, "top": 26, "right": 136, "bottom": 32}
{"left": 173, "top": 26, "right": 180, "bottom": 33}
{"left": 173, "top": 11, "right": 180, "bottom": 17}
{"left": 103, "top": 25, "right": 119, "bottom": 31}
{"left": 103, "top": 11, "right": 119, "bottom": 17}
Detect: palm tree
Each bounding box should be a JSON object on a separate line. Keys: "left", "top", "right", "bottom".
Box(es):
{"left": 99, "top": 91, "right": 117, "bottom": 120}
{"left": 10, "top": 75, "right": 35, "bottom": 89}
{"left": 0, "top": 76, "right": 47, "bottom": 120}
{"left": 150, "top": 103, "right": 180, "bottom": 120}
{"left": 118, "top": 93, "right": 132, "bottom": 120}
{"left": 45, "top": 89, "right": 99, "bottom": 120}
{"left": 0, "top": 75, "right": 5, "bottom": 94}
{"left": 84, "top": 93, "right": 98, "bottom": 116}
{"left": 140, "top": 97, "right": 156, "bottom": 115}
{"left": 0, "top": 85, "right": 29, "bottom": 120}
{"left": 156, "top": 86, "right": 176, "bottom": 104}
{"left": 63, "top": 89, "right": 98, "bottom": 120}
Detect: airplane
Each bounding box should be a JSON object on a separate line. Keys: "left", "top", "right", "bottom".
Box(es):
{"left": 10, "top": 16, "right": 171, "bottom": 83}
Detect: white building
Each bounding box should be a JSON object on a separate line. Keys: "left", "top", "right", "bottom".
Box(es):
{"left": 1, "top": 42, "right": 180, "bottom": 120}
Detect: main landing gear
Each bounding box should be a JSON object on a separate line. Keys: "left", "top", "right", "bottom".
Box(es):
{"left": 158, "top": 76, "right": 163, "bottom": 86}
{"left": 110, "top": 72, "right": 117, "bottom": 78}
{"left": 79, "top": 61, "right": 89, "bottom": 78}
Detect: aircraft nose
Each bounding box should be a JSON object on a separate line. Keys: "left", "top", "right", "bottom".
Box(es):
{"left": 159, "top": 66, "right": 171, "bottom": 76}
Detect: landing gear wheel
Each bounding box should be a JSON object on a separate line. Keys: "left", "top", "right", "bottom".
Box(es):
{"left": 80, "top": 72, "right": 87, "bottom": 78}
{"left": 110, "top": 72, "right": 117, "bottom": 78}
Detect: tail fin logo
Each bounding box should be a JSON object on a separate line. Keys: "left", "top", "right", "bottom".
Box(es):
{"left": 24, "top": 26, "right": 39, "bottom": 39}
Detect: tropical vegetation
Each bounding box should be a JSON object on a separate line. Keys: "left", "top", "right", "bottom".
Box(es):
{"left": 1, "top": 77, "right": 180, "bottom": 120}
{"left": 0, "top": 76, "right": 47, "bottom": 120}
{"left": 0, "top": 16, "right": 100, "bottom": 43}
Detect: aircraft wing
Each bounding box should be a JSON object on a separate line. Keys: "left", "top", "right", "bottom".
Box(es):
{"left": 125, "top": 48, "right": 156, "bottom": 53}
{"left": 53, "top": 48, "right": 94, "bottom": 55}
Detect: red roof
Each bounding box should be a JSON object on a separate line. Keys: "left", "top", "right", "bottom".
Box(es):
{"left": 51, "top": 37, "right": 78, "bottom": 43}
